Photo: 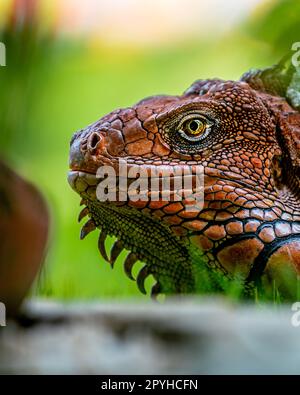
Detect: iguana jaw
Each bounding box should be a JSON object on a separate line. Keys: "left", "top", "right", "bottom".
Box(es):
{"left": 68, "top": 170, "right": 195, "bottom": 295}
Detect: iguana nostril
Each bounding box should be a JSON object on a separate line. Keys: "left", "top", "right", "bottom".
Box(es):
{"left": 88, "top": 132, "right": 101, "bottom": 151}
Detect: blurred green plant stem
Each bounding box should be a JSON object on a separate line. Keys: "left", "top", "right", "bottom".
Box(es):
{"left": 0, "top": 0, "right": 53, "bottom": 161}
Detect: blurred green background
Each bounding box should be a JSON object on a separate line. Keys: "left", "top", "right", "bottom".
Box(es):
{"left": 0, "top": 0, "right": 299, "bottom": 300}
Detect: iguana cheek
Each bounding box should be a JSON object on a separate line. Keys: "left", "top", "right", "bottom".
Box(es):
{"left": 216, "top": 239, "right": 264, "bottom": 278}
{"left": 125, "top": 139, "right": 153, "bottom": 156}
{"left": 152, "top": 134, "right": 171, "bottom": 156}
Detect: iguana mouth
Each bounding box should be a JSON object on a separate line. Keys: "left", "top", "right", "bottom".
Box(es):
{"left": 68, "top": 170, "right": 195, "bottom": 296}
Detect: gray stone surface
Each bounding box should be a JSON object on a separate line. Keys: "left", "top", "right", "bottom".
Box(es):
{"left": 0, "top": 298, "right": 300, "bottom": 374}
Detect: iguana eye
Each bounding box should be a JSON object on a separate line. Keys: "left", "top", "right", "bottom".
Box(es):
{"left": 178, "top": 116, "right": 211, "bottom": 142}
{"left": 183, "top": 119, "right": 206, "bottom": 135}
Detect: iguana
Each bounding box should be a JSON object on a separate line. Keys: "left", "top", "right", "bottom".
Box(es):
{"left": 68, "top": 57, "right": 300, "bottom": 300}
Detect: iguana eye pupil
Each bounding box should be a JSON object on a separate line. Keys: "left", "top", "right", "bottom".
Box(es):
{"left": 189, "top": 120, "right": 201, "bottom": 132}
{"left": 183, "top": 118, "right": 206, "bottom": 136}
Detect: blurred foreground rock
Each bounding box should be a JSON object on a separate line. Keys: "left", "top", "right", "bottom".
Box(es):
{"left": 0, "top": 161, "right": 49, "bottom": 315}
{"left": 1, "top": 298, "right": 300, "bottom": 374}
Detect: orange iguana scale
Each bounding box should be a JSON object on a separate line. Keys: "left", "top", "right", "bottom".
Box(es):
{"left": 68, "top": 58, "right": 300, "bottom": 300}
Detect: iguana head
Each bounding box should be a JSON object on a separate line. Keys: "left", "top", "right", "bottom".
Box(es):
{"left": 68, "top": 60, "right": 300, "bottom": 298}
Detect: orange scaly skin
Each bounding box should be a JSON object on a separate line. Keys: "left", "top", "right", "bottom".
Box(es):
{"left": 68, "top": 72, "right": 300, "bottom": 299}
